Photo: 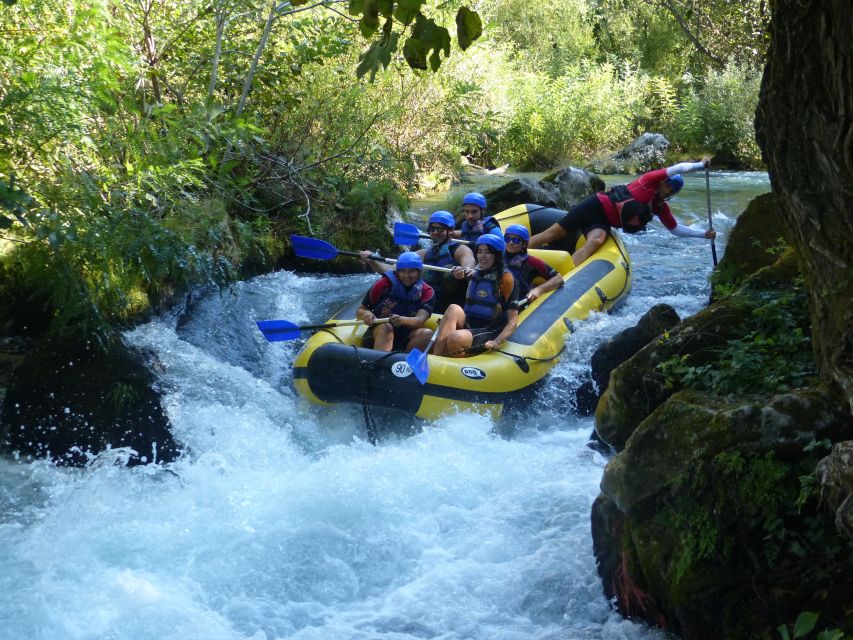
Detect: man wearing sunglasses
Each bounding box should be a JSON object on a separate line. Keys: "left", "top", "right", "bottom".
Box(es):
{"left": 360, "top": 211, "right": 475, "bottom": 313}
{"left": 528, "top": 157, "right": 717, "bottom": 268}
{"left": 452, "top": 192, "right": 501, "bottom": 243}
{"left": 503, "top": 225, "right": 565, "bottom": 302}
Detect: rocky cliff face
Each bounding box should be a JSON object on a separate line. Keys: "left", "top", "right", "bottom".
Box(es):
{"left": 591, "top": 194, "right": 853, "bottom": 639}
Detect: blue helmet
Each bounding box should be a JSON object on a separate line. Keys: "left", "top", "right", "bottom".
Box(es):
{"left": 462, "top": 192, "right": 487, "bottom": 209}
{"left": 666, "top": 174, "right": 684, "bottom": 194}
{"left": 476, "top": 232, "right": 505, "bottom": 253}
{"left": 428, "top": 210, "right": 455, "bottom": 229}
{"left": 396, "top": 251, "right": 423, "bottom": 271}
{"left": 504, "top": 224, "right": 530, "bottom": 242}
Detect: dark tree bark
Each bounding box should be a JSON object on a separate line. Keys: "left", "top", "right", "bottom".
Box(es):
{"left": 755, "top": 0, "right": 853, "bottom": 413}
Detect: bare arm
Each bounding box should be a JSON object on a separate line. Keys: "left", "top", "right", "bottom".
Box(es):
{"left": 528, "top": 223, "right": 567, "bottom": 249}
{"left": 454, "top": 244, "right": 476, "bottom": 269}
{"left": 392, "top": 308, "right": 430, "bottom": 329}
{"left": 485, "top": 309, "right": 519, "bottom": 349}
{"left": 527, "top": 273, "right": 565, "bottom": 301}
{"left": 666, "top": 156, "right": 711, "bottom": 177}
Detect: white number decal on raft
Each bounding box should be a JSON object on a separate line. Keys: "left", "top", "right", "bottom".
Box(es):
{"left": 391, "top": 362, "right": 413, "bottom": 378}
{"left": 461, "top": 367, "right": 486, "bottom": 380}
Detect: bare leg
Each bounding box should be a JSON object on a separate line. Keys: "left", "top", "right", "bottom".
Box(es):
{"left": 372, "top": 322, "right": 395, "bottom": 352}
{"left": 405, "top": 328, "right": 433, "bottom": 352}
{"left": 569, "top": 229, "right": 607, "bottom": 267}
{"left": 528, "top": 223, "right": 568, "bottom": 249}
{"left": 433, "top": 304, "right": 466, "bottom": 355}
{"left": 445, "top": 329, "right": 474, "bottom": 357}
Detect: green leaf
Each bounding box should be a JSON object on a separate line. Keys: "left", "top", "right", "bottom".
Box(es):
{"left": 356, "top": 31, "right": 399, "bottom": 81}
{"left": 393, "top": 0, "right": 423, "bottom": 25}
{"left": 455, "top": 7, "right": 482, "bottom": 51}
{"left": 777, "top": 624, "right": 790, "bottom": 640}
{"left": 0, "top": 213, "right": 13, "bottom": 229}
{"left": 793, "top": 612, "right": 819, "bottom": 639}
{"left": 359, "top": 0, "right": 380, "bottom": 37}
{"left": 348, "top": 0, "right": 364, "bottom": 14}
{"left": 403, "top": 15, "right": 450, "bottom": 71}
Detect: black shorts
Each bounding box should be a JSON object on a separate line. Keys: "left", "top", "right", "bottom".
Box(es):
{"left": 464, "top": 320, "right": 502, "bottom": 347}
{"left": 557, "top": 194, "right": 611, "bottom": 237}
{"left": 362, "top": 324, "right": 412, "bottom": 351}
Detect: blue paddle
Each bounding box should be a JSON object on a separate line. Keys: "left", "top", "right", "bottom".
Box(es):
{"left": 405, "top": 329, "right": 440, "bottom": 385}
{"left": 393, "top": 222, "right": 473, "bottom": 246}
{"left": 393, "top": 222, "right": 430, "bottom": 245}
{"left": 257, "top": 318, "right": 388, "bottom": 342}
{"left": 290, "top": 235, "right": 453, "bottom": 272}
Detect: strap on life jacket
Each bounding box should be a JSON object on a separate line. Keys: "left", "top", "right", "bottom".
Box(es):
{"left": 464, "top": 269, "right": 506, "bottom": 323}
{"left": 607, "top": 184, "right": 653, "bottom": 233}
{"left": 372, "top": 272, "right": 423, "bottom": 318}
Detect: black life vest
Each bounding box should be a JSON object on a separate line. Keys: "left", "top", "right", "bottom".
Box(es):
{"left": 372, "top": 272, "right": 423, "bottom": 318}
{"left": 423, "top": 241, "right": 462, "bottom": 288}
{"left": 460, "top": 216, "right": 500, "bottom": 243}
{"left": 505, "top": 253, "right": 533, "bottom": 298}
{"left": 607, "top": 184, "right": 653, "bottom": 233}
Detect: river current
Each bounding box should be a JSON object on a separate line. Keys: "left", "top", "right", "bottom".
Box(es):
{"left": 0, "top": 172, "right": 769, "bottom": 639}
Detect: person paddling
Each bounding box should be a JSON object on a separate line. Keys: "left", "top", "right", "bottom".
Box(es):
{"left": 432, "top": 233, "right": 520, "bottom": 357}
{"left": 355, "top": 251, "right": 435, "bottom": 352}
{"left": 452, "top": 192, "right": 501, "bottom": 243}
{"left": 503, "top": 224, "right": 564, "bottom": 301}
{"left": 528, "top": 158, "right": 717, "bottom": 267}
{"left": 362, "top": 211, "right": 475, "bottom": 313}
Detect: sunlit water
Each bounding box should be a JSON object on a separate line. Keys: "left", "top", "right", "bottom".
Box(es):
{"left": 0, "top": 173, "right": 769, "bottom": 639}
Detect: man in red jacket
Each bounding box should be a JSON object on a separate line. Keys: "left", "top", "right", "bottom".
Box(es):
{"left": 528, "top": 157, "right": 717, "bottom": 267}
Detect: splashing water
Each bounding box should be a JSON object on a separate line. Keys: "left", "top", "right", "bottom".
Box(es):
{"left": 0, "top": 172, "right": 769, "bottom": 639}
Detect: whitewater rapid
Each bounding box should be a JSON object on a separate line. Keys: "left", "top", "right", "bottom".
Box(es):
{"left": 0, "top": 172, "right": 769, "bottom": 639}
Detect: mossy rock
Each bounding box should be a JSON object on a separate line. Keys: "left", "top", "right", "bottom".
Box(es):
{"left": 600, "top": 386, "right": 852, "bottom": 516}
{"left": 711, "top": 192, "right": 787, "bottom": 295}
{"left": 1, "top": 335, "right": 179, "bottom": 466}
{"left": 595, "top": 385, "right": 853, "bottom": 639}
{"left": 595, "top": 301, "right": 754, "bottom": 450}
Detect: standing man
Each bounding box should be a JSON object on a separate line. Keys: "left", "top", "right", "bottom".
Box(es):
{"left": 528, "top": 158, "right": 717, "bottom": 267}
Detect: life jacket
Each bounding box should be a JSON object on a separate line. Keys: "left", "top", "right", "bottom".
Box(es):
{"left": 372, "top": 272, "right": 424, "bottom": 318}
{"left": 464, "top": 268, "right": 508, "bottom": 324}
{"left": 607, "top": 184, "right": 653, "bottom": 233}
{"left": 459, "top": 216, "right": 500, "bottom": 243}
{"left": 423, "top": 241, "right": 461, "bottom": 287}
{"left": 505, "top": 253, "right": 533, "bottom": 298}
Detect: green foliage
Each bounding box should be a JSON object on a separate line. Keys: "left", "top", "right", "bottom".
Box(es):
{"left": 498, "top": 63, "right": 643, "bottom": 170}
{"left": 656, "top": 282, "right": 815, "bottom": 396}
{"left": 670, "top": 63, "right": 763, "bottom": 167}
{"left": 778, "top": 612, "right": 853, "bottom": 640}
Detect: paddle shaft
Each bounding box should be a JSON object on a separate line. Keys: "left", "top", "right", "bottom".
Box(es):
{"left": 705, "top": 168, "right": 718, "bottom": 266}
{"left": 324, "top": 247, "right": 454, "bottom": 273}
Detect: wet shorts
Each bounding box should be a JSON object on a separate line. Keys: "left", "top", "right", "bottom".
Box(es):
{"left": 362, "top": 324, "right": 412, "bottom": 351}
{"left": 557, "top": 193, "right": 611, "bottom": 237}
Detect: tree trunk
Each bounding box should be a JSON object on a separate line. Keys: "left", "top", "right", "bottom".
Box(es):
{"left": 755, "top": 0, "right": 853, "bottom": 412}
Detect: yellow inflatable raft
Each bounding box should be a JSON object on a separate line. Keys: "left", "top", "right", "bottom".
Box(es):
{"left": 291, "top": 204, "right": 632, "bottom": 419}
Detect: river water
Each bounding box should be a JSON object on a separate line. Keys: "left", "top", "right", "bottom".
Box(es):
{"left": 0, "top": 172, "right": 769, "bottom": 640}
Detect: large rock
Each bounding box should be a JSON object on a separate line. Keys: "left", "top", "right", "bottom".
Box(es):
{"left": 596, "top": 251, "right": 802, "bottom": 451}
{"left": 484, "top": 166, "right": 604, "bottom": 214}
{"left": 711, "top": 192, "right": 784, "bottom": 296}
{"left": 594, "top": 387, "right": 853, "bottom": 639}
{"left": 1, "top": 336, "right": 179, "bottom": 466}
{"left": 589, "top": 134, "right": 670, "bottom": 174}
{"left": 576, "top": 304, "right": 680, "bottom": 415}
{"left": 601, "top": 388, "right": 852, "bottom": 516}
{"left": 816, "top": 441, "right": 853, "bottom": 540}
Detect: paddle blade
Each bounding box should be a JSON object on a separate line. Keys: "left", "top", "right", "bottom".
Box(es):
{"left": 290, "top": 235, "right": 339, "bottom": 261}
{"left": 393, "top": 222, "right": 424, "bottom": 246}
{"left": 405, "top": 347, "right": 430, "bottom": 385}
{"left": 256, "top": 320, "right": 301, "bottom": 342}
